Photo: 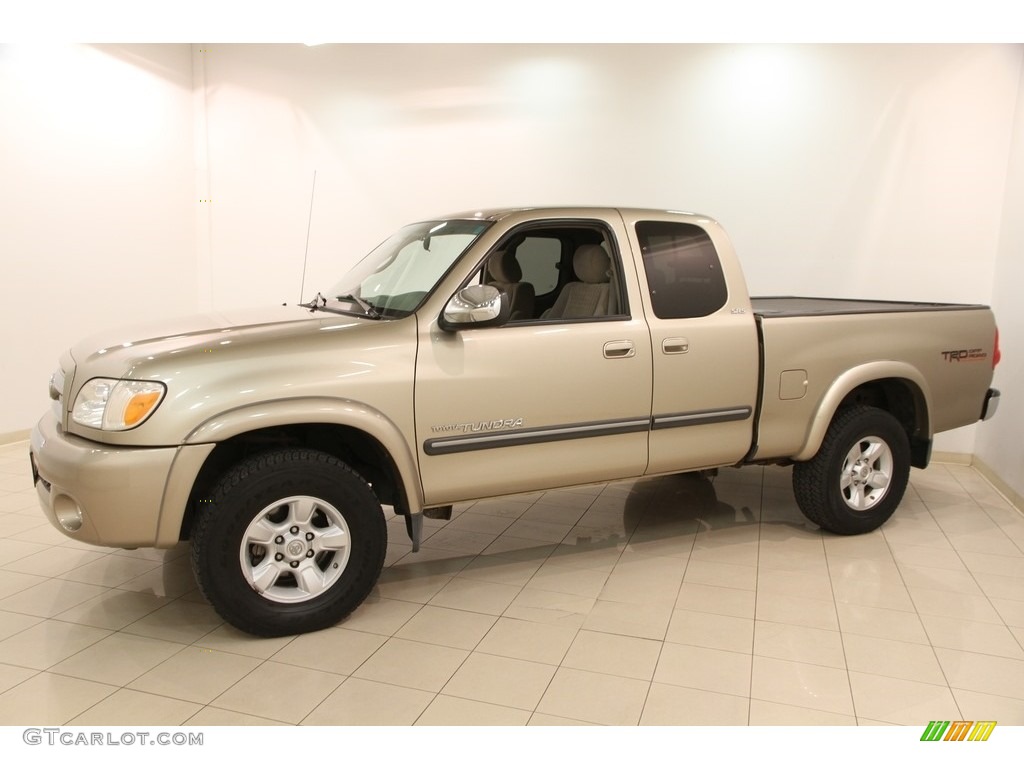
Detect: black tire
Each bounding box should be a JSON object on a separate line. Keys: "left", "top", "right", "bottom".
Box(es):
{"left": 191, "top": 448, "right": 387, "bottom": 637}
{"left": 792, "top": 405, "right": 911, "bottom": 535}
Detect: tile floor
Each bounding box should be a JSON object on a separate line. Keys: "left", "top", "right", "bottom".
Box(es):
{"left": 1, "top": 439, "right": 1023, "bottom": 726}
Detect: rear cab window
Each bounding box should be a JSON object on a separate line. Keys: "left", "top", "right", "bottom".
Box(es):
{"left": 635, "top": 221, "right": 728, "bottom": 319}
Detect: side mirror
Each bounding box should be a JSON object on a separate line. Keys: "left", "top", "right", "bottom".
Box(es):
{"left": 439, "top": 285, "right": 510, "bottom": 331}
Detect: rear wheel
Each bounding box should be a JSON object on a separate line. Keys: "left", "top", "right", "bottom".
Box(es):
{"left": 792, "top": 405, "right": 911, "bottom": 535}
{"left": 191, "top": 448, "right": 386, "bottom": 637}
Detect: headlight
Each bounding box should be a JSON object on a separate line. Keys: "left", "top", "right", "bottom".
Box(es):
{"left": 71, "top": 378, "right": 166, "bottom": 430}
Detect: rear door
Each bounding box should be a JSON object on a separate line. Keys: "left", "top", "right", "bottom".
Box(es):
{"left": 621, "top": 214, "right": 760, "bottom": 474}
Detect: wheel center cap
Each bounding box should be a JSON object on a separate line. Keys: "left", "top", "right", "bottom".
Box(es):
{"left": 856, "top": 463, "right": 871, "bottom": 481}
{"left": 286, "top": 539, "right": 306, "bottom": 557}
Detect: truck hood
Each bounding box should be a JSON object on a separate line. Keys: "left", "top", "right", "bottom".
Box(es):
{"left": 68, "top": 304, "right": 361, "bottom": 374}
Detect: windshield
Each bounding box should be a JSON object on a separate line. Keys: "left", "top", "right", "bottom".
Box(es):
{"left": 320, "top": 219, "right": 492, "bottom": 318}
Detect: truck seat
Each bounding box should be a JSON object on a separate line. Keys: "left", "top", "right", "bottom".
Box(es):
{"left": 486, "top": 250, "right": 535, "bottom": 321}
{"left": 543, "top": 244, "right": 612, "bottom": 319}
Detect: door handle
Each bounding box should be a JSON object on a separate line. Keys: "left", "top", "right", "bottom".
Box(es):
{"left": 662, "top": 337, "right": 689, "bottom": 354}
{"left": 603, "top": 340, "right": 635, "bottom": 359}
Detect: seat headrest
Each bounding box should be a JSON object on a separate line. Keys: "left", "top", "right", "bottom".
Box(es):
{"left": 574, "top": 245, "right": 610, "bottom": 284}
{"left": 488, "top": 250, "right": 522, "bottom": 283}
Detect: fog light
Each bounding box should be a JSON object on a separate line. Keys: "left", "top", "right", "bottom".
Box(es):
{"left": 53, "top": 495, "right": 83, "bottom": 532}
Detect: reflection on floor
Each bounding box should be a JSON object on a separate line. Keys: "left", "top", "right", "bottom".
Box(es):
{"left": 1, "top": 439, "right": 1023, "bottom": 726}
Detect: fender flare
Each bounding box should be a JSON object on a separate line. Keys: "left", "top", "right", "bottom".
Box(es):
{"left": 792, "top": 362, "right": 933, "bottom": 462}
{"left": 181, "top": 396, "right": 424, "bottom": 514}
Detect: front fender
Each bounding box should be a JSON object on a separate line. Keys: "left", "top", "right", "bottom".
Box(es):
{"left": 182, "top": 396, "right": 424, "bottom": 513}
{"left": 793, "top": 362, "right": 933, "bottom": 462}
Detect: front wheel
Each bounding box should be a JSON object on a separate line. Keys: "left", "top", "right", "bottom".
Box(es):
{"left": 191, "top": 449, "right": 387, "bottom": 637}
{"left": 792, "top": 405, "right": 911, "bottom": 535}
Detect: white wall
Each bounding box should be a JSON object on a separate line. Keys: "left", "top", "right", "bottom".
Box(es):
{"left": 975, "top": 51, "right": 1024, "bottom": 501}
{"left": 0, "top": 44, "right": 197, "bottom": 438}
{"left": 2, "top": 44, "right": 1020, "bottom": 477}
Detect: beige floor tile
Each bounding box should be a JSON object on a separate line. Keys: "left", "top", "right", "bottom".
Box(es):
{"left": 58, "top": 553, "right": 164, "bottom": 587}
{"left": 958, "top": 551, "right": 1024, "bottom": 579}
{"left": 51, "top": 632, "right": 185, "bottom": 686}
{"left": 665, "top": 609, "right": 753, "bottom": 654}
{"left": 754, "top": 621, "right": 846, "bottom": 668}
{"left": 374, "top": 570, "right": 456, "bottom": 604}
{"left": 504, "top": 519, "right": 574, "bottom": 543}
{"left": 353, "top": 637, "right": 467, "bottom": 692}
{"left": 951, "top": 688, "right": 1024, "bottom": 726}
{"left": 843, "top": 634, "right": 945, "bottom": 685}
{"left": 302, "top": 677, "right": 434, "bottom": 725}
{"left": 683, "top": 560, "right": 757, "bottom": 591}
{"left": 0, "top": 662, "right": 36, "bottom": 694}
{"left": 827, "top": 555, "right": 902, "bottom": 583}
{"left": 335, "top": 595, "right": 421, "bottom": 635}
{"left": 2, "top": 545, "right": 108, "bottom": 578}
{"left": 822, "top": 531, "right": 894, "bottom": 561}
{"left": 527, "top": 712, "right": 598, "bottom": 725}
{"left": 270, "top": 626, "right": 386, "bottom": 675}
{"left": 476, "top": 616, "right": 577, "bottom": 665}
{"left": 428, "top": 576, "right": 522, "bottom": 615}
{"left": 675, "top": 582, "right": 755, "bottom": 619}
{"left": 526, "top": 562, "right": 609, "bottom": 599}
{"left": 992, "top": 597, "right": 1024, "bottom": 628}
{"left": 212, "top": 660, "right": 344, "bottom": 723}
{"left": 908, "top": 586, "right": 1004, "bottom": 624}
{"left": 53, "top": 589, "right": 170, "bottom": 630}
{"left": 416, "top": 694, "right": 531, "bottom": 725}
{"left": 921, "top": 614, "right": 1024, "bottom": 659}
{"left": 395, "top": 605, "right": 497, "bottom": 650}
{"left": 655, "top": 642, "right": 751, "bottom": 697}
{"left": 459, "top": 553, "right": 544, "bottom": 587}
{"left": 481, "top": 536, "right": 557, "bottom": 559}
{"left": 0, "top": 672, "right": 116, "bottom": 725}
{"left": 0, "top": 619, "right": 110, "bottom": 669}
{"left": 549, "top": 536, "right": 626, "bottom": 572}
{"left": 186, "top": 706, "right": 290, "bottom": 725}
{"left": 504, "top": 587, "right": 596, "bottom": 628}
{"left": 750, "top": 656, "right": 854, "bottom": 715}
{"left": 537, "top": 667, "right": 649, "bottom": 725}
{"left": 756, "top": 568, "right": 833, "bottom": 602}
{"left": 121, "top": 598, "right": 223, "bottom": 644}
{"left": 581, "top": 599, "right": 674, "bottom": 640}
{"left": 419, "top": 528, "right": 498, "bottom": 555}
{"left": 831, "top": 577, "right": 915, "bottom": 612}
{"left": 0, "top": 539, "right": 51, "bottom": 567}
{"left": 889, "top": 544, "right": 965, "bottom": 571}
{"left": 128, "top": 647, "right": 261, "bottom": 704}
{"left": 748, "top": 699, "right": 857, "bottom": 725}
{"left": 0, "top": 578, "right": 109, "bottom": 618}
{"left": 947, "top": 531, "right": 1022, "bottom": 557}
{"left": 193, "top": 625, "right": 296, "bottom": 659}
{"left": 897, "top": 563, "right": 984, "bottom": 596}
{"left": 561, "top": 629, "right": 661, "bottom": 680}
{"left": 848, "top": 671, "right": 961, "bottom": 725}
{"left": 116, "top": 559, "right": 199, "bottom": 598}
{"left": 973, "top": 571, "right": 1024, "bottom": 602}
{"left": 756, "top": 592, "right": 839, "bottom": 631}
{"left": 835, "top": 603, "right": 930, "bottom": 644}
{"left": 69, "top": 688, "right": 202, "bottom": 725}
{"left": 935, "top": 647, "right": 1024, "bottom": 700}
{"left": 640, "top": 682, "right": 749, "bottom": 725}
{"left": 0, "top": 609, "right": 42, "bottom": 641}
{"left": 441, "top": 652, "right": 556, "bottom": 710}
{"left": 443, "top": 512, "right": 515, "bottom": 536}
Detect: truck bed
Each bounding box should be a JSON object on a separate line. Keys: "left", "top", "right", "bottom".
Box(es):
{"left": 752, "top": 296, "right": 988, "bottom": 318}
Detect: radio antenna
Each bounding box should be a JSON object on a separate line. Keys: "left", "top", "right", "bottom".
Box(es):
{"left": 298, "top": 170, "right": 317, "bottom": 303}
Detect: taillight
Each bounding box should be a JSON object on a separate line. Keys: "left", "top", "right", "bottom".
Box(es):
{"left": 993, "top": 328, "right": 1001, "bottom": 369}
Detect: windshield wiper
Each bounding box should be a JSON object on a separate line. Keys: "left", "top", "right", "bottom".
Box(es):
{"left": 333, "top": 293, "right": 382, "bottom": 319}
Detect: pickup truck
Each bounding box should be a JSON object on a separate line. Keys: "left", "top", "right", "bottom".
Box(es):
{"left": 29, "top": 207, "right": 1001, "bottom": 637}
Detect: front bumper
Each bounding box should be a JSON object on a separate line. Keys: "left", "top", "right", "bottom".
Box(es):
{"left": 29, "top": 413, "right": 210, "bottom": 548}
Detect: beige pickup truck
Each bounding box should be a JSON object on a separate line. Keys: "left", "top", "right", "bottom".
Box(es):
{"left": 30, "top": 207, "right": 1001, "bottom": 636}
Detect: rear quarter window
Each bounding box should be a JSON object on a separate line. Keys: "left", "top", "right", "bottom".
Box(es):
{"left": 636, "top": 221, "right": 728, "bottom": 319}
